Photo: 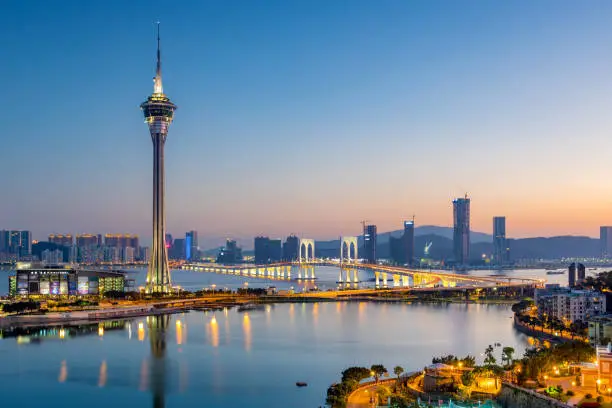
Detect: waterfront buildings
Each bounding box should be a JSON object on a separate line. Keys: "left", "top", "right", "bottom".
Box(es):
{"left": 217, "top": 239, "right": 243, "bottom": 264}
{"left": 170, "top": 238, "right": 185, "bottom": 260}
{"left": 389, "top": 219, "right": 415, "bottom": 266}
{"left": 493, "top": 216, "right": 509, "bottom": 265}
{"left": 141, "top": 24, "right": 176, "bottom": 293}
{"left": 283, "top": 235, "right": 299, "bottom": 262}
{"left": 453, "top": 195, "right": 470, "bottom": 265}
{"left": 41, "top": 249, "right": 63, "bottom": 265}
{"left": 535, "top": 285, "right": 606, "bottom": 324}
{"left": 569, "top": 262, "right": 576, "bottom": 288}
{"left": 104, "top": 234, "right": 139, "bottom": 249}
{"left": 48, "top": 234, "right": 73, "bottom": 247}
{"left": 578, "top": 263, "right": 586, "bottom": 284}
{"left": 254, "top": 236, "right": 283, "bottom": 264}
{"left": 0, "top": 230, "right": 33, "bottom": 260}
{"left": 186, "top": 230, "right": 198, "bottom": 261}
{"left": 601, "top": 226, "right": 612, "bottom": 258}
{"left": 8, "top": 263, "right": 131, "bottom": 297}
{"left": 76, "top": 234, "right": 99, "bottom": 247}
{"left": 363, "top": 224, "right": 377, "bottom": 263}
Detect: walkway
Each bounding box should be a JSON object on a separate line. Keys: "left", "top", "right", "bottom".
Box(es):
{"left": 347, "top": 379, "right": 396, "bottom": 408}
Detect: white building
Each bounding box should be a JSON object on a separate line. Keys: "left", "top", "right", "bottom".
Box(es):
{"left": 535, "top": 286, "right": 606, "bottom": 324}
{"left": 122, "top": 247, "right": 135, "bottom": 264}
{"left": 41, "top": 249, "right": 64, "bottom": 265}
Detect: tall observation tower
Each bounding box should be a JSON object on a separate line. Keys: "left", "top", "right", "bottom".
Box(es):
{"left": 141, "top": 23, "right": 176, "bottom": 293}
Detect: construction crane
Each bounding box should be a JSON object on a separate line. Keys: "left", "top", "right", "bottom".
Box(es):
{"left": 360, "top": 220, "right": 369, "bottom": 234}
{"left": 424, "top": 241, "right": 433, "bottom": 256}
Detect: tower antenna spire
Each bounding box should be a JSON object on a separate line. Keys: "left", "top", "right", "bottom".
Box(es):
{"left": 154, "top": 21, "right": 163, "bottom": 94}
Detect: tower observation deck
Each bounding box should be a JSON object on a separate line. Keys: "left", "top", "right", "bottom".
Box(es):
{"left": 141, "top": 23, "right": 176, "bottom": 294}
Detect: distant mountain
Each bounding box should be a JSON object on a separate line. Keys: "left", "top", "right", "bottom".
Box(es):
{"left": 198, "top": 227, "right": 600, "bottom": 261}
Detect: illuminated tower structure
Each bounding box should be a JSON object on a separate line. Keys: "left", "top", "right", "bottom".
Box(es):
{"left": 141, "top": 23, "right": 177, "bottom": 293}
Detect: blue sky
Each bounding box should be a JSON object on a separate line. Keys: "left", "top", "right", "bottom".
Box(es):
{"left": 3, "top": 1, "right": 612, "bottom": 247}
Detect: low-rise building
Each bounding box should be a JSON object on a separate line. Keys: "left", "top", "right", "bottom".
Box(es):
{"left": 535, "top": 285, "right": 606, "bottom": 324}
{"left": 8, "top": 263, "right": 134, "bottom": 297}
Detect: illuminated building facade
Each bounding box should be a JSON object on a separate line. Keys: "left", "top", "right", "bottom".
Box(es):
{"left": 141, "top": 24, "right": 176, "bottom": 293}
{"left": 48, "top": 234, "right": 73, "bottom": 247}
{"left": 76, "top": 234, "right": 100, "bottom": 247}
{"left": 8, "top": 264, "right": 131, "bottom": 297}
{"left": 185, "top": 230, "right": 198, "bottom": 261}
{"left": 104, "top": 234, "right": 139, "bottom": 249}
{"left": 363, "top": 224, "right": 377, "bottom": 263}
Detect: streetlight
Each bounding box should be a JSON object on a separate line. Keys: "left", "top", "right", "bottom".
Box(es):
{"left": 544, "top": 375, "right": 548, "bottom": 388}
{"left": 211, "top": 284, "right": 216, "bottom": 294}
{"left": 596, "top": 378, "right": 601, "bottom": 392}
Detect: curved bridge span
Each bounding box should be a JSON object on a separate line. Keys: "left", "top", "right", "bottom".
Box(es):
{"left": 181, "top": 261, "right": 542, "bottom": 290}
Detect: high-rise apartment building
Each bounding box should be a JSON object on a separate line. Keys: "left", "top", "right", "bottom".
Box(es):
{"left": 104, "top": 234, "right": 139, "bottom": 249}
{"left": 19, "top": 231, "right": 31, "bottom": 256}
{"left": 569, "top": 262, "right": 576, "bottom": 288}
{"left": 217, "top": 239, "right": 243, "bottom": 264}
{"left": 403, "top": 220, "right": 415, "bottom": 266}
{"left": 0, "top": 230, "right": 9, "bottom": 253}
{"left": 76, "top": 234, "right": 99, "bottom": 247}
{"left": 49, "top": 234, "right": 73, "bottom": 247}
{"left": 493, "top": 216, "right": 509, "bottom": 265}
{"left": 283, "top": 235, "right": 299, "bottom": 262}
{"left": 453, "top": 195, "right": 470, "bottom": 265}
{"left": 185, "top": 231, "right": 198, "bottom": 261}
{"left": 254, "top": 236, "right": 283, "bottom": 264}
{"left": 601, "top": 227, "right": 612, "bottom": 258}
{"left": 363, "top": 225, "right": 377, "bottom": 263}
{"left": 171, "top": 238, "right": 185, "bottom": 260}
{"left": 578, "top": 263, "right": 586, "bottom": 284}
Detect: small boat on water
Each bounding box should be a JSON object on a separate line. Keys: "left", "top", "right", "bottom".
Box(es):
{"left": 237, "top": 303, "right": 266, "bottom": 312}
{"left": 296, "top": 382, "right": 308, "bottom": 387}
{"left": 546, "top": 270, "right": 565, "bottom": 275}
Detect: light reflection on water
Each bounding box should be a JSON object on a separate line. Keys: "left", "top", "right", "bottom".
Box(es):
{"left": 0, "top": 302, "right": 529, "bottom": 408}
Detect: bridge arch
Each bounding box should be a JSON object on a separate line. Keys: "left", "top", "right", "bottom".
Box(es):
{"left": 299, "top": 239, "right": 315, "bottom": 263}
{"left": 340, "top": 236, "right": 358, "bottom": 263}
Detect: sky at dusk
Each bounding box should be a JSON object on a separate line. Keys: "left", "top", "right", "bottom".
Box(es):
{"left": 3, "top": 1, "right": 612, "bottom": 247}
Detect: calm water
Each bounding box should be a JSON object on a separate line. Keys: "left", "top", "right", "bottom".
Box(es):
{"left": 0, "top": 302, "right": 528, "bottom": 408}
{"left": 1, "top": 264, "right": 600, "bottom": 296}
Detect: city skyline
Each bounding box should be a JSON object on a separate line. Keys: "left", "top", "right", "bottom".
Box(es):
{"left": 4, "top": 1, "right": 612, "bottom": 240}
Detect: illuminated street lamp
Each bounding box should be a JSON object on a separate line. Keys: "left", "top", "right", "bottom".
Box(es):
{"left": 211, "top": 284, "right": 217, "bottom": 294}
{"left": 596, "top": 378, "right": 601, "bottom": 392}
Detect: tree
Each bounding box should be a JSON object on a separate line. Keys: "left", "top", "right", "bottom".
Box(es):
{"left": 502, "top": 347, "right": 515, "bottom": 367}
{"left": 393, "top": 366, "right": 404, "bottom": 380}
{"left": 484, "top": 345, "right": 496, "bottom": 367}
{"left": 461, "top": 370, "right": 475, "bottom": 387}
{"left": 341, "top": 367, "right": 371, "bottom": 383}
{"left": 370, "top": 364, "right": 387, "bottom": 383}
{"left": 461, "top": 355, "right": 476, "bottom": 368}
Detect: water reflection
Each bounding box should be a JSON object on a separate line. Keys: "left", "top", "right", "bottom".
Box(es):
{"left": 139, "top": 359, "right": 148, "bottom": 391}
{"left": 148, "top": 315, "right": 170, "bottom": 408}
{"left": 210, "top": 315, "right": 219, "bottom": 348}
{"left": 58, "top": 360, "right": 67, "bottom": 383}
{"left": 98, "top": 360, "right": 107, "bottom": 387}
{"left": 243, "top": 313, "right": 251, "bottom": 352}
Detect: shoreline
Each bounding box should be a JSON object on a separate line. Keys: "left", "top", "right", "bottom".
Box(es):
{"left": 0, "top": 296, "right": 519, "bottom": 331}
